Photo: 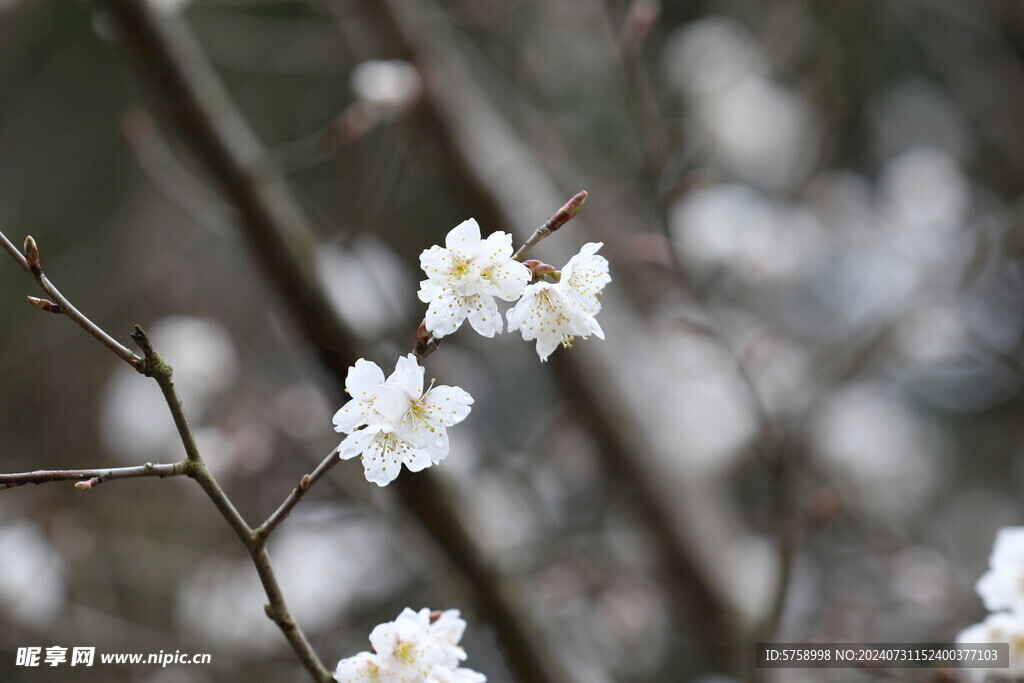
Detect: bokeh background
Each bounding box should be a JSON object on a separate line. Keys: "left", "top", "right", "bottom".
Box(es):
{"left": 2, "top": 0, "right": 1024, "bottom": 681}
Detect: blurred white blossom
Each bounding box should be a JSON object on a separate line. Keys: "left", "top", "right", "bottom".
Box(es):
{"left": 318, "top": 236, "right": 415, "bottom": 340}
{"left": 147, "top": 0, "right": 190, "bottom": 14}
{"left": 663, "top": 17, "right": 821, "bottom": 191}
{"left": 350, "top": 60, "right": 423, "bottom": 119}
{"left": 100, "top": 316, "right": 238, "bottom": 463}
{"left": 669, "top": 184, "right": 822, "bottom": 286}
{"left": 976, "top": 528, "right": 1024, "bottom": 614}
{"left": 0, "top": 522, "right": 66, "bottom": 628}
{"left": 810, "top": 383, "right": 943, "bottom": 522}
{"left": 178, "top": 511, "right": 401, "bottom": 652}
{"left": 957, "top": 611, "right": 1024, "bottom": 680}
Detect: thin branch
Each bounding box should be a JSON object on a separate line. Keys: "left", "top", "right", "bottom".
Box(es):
{"left": 0, "top": 461, "right": 187, "bottom": 489}
{"left": 1, "top": 226, "right": 334, "bottom": 681}
{"left": 128, "top": 324, "right": 334, "bottom": 683}
{"left": 254, "top": 448, "right": 341, "bottom": 542}
{"left": 512, "top": 190, "right": 588, "bottom": 260}
{"left": 0, "top": 230, "right": 142, "bottom": 368}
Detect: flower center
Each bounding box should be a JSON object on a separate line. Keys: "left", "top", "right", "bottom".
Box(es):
{"left": 394, "top": 640, "right": 417, "bottom": 664}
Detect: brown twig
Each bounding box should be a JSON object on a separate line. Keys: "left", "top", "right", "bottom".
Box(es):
{"left": 0, "top": 230, "right": 142, "bottom": 368}
{"left": 128, "top": 325, "right": 334, "bottom": 682}
{"left": 512, "top": 190, "right": 588, "bottom": 260}
{"left": 0, "top": 461, "right": 187, "bottom": 489}
{"left": 254, "top": 448, "right": 341, "bottom": 542}
{"left": 0, "top": 232, "right": 334, "bottom": 682}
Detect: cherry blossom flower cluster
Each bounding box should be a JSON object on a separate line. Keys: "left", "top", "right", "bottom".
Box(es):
{"left": 957, "top": 527, "right": 1024, "bottom": 679}
{"left": 333, "top": 215, "right": 610, "bottom": 486}
{"left": 418, "top": 218, "right": 610, "bottom": 361}
{"left": 333, "top": 354, "right": 473, "bottom": 486}
{"left": 334, "top": 608, "right": 485, "bottom": 683}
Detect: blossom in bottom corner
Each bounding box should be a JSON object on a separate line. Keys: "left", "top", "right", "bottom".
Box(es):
{"left": 976, "top": 527, "right": 1024, "bottom": 613}
{"left": 334, "top": 607, "right": 486, "bottom": 683}
{"left": 956, "top": 611, "right": 1024, "bottom": 680}
{"left": 335, "top": 651, "right": 382, "bottom": 683}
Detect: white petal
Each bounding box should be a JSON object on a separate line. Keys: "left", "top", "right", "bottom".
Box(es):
{"left": 535, "top": 332, "right": 562, "bottom": 361}
{"left": 418, "top": 279, "right": 446, "bottom": 303}
{"left": 420, "top": 246, "right": 454, "bottom": 283}
{"left": 403, "top": 445, "right": 434, "bottom": 472}
{"left": 425, "top": 288, "right": 471, "bottom": 338}
{"left": 477, "top": 230, "right": 514, "bottom": 264}
{"left": 506, "top": 287, "right": 540, "bottom": 332}
{"left": 480, "top": 258, "right": 531, "bottom": 301}
{"left": 386, "top": 353, "right": 425, "bottom": 398}
{"left": 465, "top": 293, "right": 502, "bottom": 337}
{"left": 332, "top": 400, "right": 372, "bottom": 434}
{"left": 422, "top": 385, "right": 474, "bottom": 427}
{"left": 445, "top": 218, "right": 482, "bottom": 257}
{"left": 373, "top": 384, "right": 413, "bottom": 427}
{"left": 345, "top": 359, "right": 385, "bottom": 403}
{"left": 337, "top": 426, "right": 381, "bottom": 460}
{"left": 368, "top": 622, "right": 398, "bottom": 658}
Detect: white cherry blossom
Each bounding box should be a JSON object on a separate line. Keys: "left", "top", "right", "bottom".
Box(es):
{"left": 957, "top": 611, "right": 1024, "bottom": 680}
{"left": 418, "top": 219, "right": 531, "bottom": 338}
{"left": 507, "top": 243, "right": 610, "bottom": 361}
{"left": 333, "top": 356, "right": 473, "bottom": 486}
{"left": 507, "top": 281, "right": 604, "bottom": 360}
{"left": 976, "top": 527, "right": 1024, "bottom": 613}
{"left": 335, "top": 607, "right": 485, "bottom": 683}
{"left": 374, "top": 355, "right": 473, "bottom": 464}
{"left": 369, "top": 608, "right": 444, "bottom": 682}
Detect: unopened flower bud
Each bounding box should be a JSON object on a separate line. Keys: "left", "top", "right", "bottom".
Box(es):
{"left": 299, "top": 473, "right": 312, "bottom": 491}
{"left": 23, "top": 235, "right": 39, "bottom": 268}
{"left": 26, "top": 296, "right": 61, "bottom": 314}
{"left": 563, "top": 190, "right": 588, "bottom": 219}
{"left": 522, "top": 260, "right": 557, "bottom": 278}
{"left": 74, "top": 480, "right": 93, "bottom": 491}
{"left": 416, "top": 320, "right": 432, "bottom": 347}
{"left": 542, "top": 191, "right": 588, "bottom": 236}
